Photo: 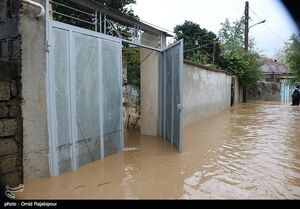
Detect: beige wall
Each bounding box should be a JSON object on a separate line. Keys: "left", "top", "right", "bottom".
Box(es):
{"left": 183, "top": 62, "right": 233, "bottom": 126}
{"left": 140, "top": 33, "right": 165, "bottom": 136}
{"left": 140, "top": 48, "right": 160, "bottom": 136}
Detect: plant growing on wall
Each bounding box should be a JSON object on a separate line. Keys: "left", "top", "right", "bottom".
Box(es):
{"left": 219, "top": 47, "right": 263, "bottom": 88}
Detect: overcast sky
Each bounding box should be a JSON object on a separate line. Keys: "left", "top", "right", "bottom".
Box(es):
{"left": 131, "top": 0, "right": 298, "bottom": 58}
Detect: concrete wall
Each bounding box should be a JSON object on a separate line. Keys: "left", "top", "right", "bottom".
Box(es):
{"left": 20, "top": 0, "right": 49, "bottom": 182}
{"left": 0, "top": 0, "right": 23, "bottom": 187}
{"left": 140, "top": 33, "right": 165, "bottom": 136}
{"left": 140, "top": 48, "right": 159, "bottom": 136}
{"left": 183, "top": 61, "right": 232, "bottom": 126}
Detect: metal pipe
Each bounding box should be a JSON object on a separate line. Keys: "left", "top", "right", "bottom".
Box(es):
{"left": 122, "top": 39, "right": 162, "bottom": 52}
{"left": 21, "top": 0, "right": 45, "bottom": 18}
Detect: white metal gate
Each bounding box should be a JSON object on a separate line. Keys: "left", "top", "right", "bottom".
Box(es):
{"left": 159, "top": 40, "right": 184, "bottom": 152}
{"left": 47, "top": 21, "right": 123, "bottom": 176}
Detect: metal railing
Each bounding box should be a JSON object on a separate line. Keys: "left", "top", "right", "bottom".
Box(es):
{"left": 48, "top": 0, "right": 164, "bottom": 51}
{"left": 50, "top": 0, "right": 96, "bottom": 28}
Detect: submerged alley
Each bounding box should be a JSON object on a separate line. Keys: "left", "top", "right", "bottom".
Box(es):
{"left": 18, "top": 102, "right": 300, "bottom": 199}
{"left": 1, "top": 0, "right": 300, "bottom": 201}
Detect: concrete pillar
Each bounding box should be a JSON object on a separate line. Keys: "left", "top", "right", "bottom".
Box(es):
{"left": 233, "top": 76, "right": 239, "bottom": 104}
{"left": 20, "top": 0, "right": 49, "bottom": 182}
{"left": 140, "top": 33, "right": 166, "bottom": 136}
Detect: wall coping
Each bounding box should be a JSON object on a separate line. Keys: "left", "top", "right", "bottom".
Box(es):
{"left": 184, "top": 60, "right": 233, "bottom": 76}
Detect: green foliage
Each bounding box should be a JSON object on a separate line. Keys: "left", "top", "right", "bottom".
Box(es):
{"left": 190, "top": 51, "right": 211, "bottom": 65}
{"left": 218, "top": 18, "right": 255, "bottom": 52}
{"left": 285, "top": 33, "right": 300, "bottom": 83}
{"left": 123, "top": 48, "right": 140, "bottom": 89}
{"left": 95, "top": 0, "right": 137, "bottom": 17}
{"left": 174, "top": 20, "right": 220, "bottom": 65}
{"left": 220, "top": 48, "right": 263, "bottom": 88}
{"left": 218, "top": 18, "right": 263, "bottom": 88}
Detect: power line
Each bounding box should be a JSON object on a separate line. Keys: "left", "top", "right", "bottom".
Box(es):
{"left": 249, "top": 8, "right": 286, "bottom": 43}
{"left": 140, "top": 19, "right": 218, "bottom": 43}
{"left": 176, "top": 32, "right": 218, "bottom": 43}
{"left": 184, "top": 41, "right": 215, "bottom": 53}
{"left": 92, "top": 0, "right": 219, "bottom": 46}
{"left": 92, "top": 1, "right": 220, "bottom": 52}
{"left": 233, "top": 0, "right": 244, "bottom": 10}
{"left": 230, "top": 0, "right": 243, "bottom": 16}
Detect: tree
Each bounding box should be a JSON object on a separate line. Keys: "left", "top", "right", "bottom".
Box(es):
{"left": 218, "top": 18, "right": 263, "bottom": 98}
{"left": 218, "top": 18, "right": 255, "bottom": 53}
{"left": 219, "top": 47, "right": 263, "bottom": 88}
{"left": 285, "top": 33, "right": 300, "bottom": 83}
{"left": 94, "top": 0, "right": 137, "bottom": 17}
{"left": 123, "top": 48, "right": 140, "bottom": 89}
{"left": 174, "top": 21, "right": 221, "bottom": 65}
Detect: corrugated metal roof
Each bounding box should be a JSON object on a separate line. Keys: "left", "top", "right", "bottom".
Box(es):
{"left": 260, "top": 59, "right": 290, "bottom": 74}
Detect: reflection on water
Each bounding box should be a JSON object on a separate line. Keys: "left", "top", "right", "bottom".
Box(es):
{"left": 19, "top": 102, "right": 300, "bottom": 199}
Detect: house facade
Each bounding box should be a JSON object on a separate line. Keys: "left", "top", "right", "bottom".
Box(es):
{"left": 247, "top": 59, "right": 293, "bottom": 102}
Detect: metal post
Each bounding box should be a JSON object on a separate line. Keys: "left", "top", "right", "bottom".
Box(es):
{"left": 104, "top": 13, "right": 106, "bottom": 34}
{"left": 134, "top": 24, "right": 138, "bottom": 43}
{"left": 160, "top": 34, "right": 163, "bottom": 50}
{"left": 95, "top": 10, "right": 98, "bottom": 32}
{"left": 99, "top": 12, "right": 102, "bottom": 33}
{"left": 138, "top": 26, "right": 141, "bottom": 44}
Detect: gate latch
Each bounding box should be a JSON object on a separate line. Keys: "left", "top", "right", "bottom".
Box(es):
{"left": 177, "top": 104, "right": 184, "bottom": 112}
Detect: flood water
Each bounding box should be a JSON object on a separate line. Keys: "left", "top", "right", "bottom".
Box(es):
{"left": 18, "top": 102, "right": 300, "bottom": 199}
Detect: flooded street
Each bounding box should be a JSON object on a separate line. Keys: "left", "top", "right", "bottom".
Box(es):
{"left": 18, "top": 102, "right": 300, "bottom": 199}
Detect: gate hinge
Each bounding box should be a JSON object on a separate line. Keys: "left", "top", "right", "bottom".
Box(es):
{"left": 46, "top": 41, "right": 51, "bottom": 52}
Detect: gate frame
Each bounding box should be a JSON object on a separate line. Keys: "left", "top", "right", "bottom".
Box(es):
{"left": 46, "top": 20, "right": 123, "bottom": 176}
{"left": 159, "top": 40, "right": 184, "bottom": 152}
{"left": 45, "top": 0, "right": 184, "bottom": 176}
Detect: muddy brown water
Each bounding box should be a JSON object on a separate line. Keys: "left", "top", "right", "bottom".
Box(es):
{"left": 18, "top": 102, "right": 300, "bottom": 199}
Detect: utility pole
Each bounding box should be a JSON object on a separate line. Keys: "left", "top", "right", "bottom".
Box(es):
{"left": 243, "top": 1, "right": 249, "bottom": 103}
{"left": 244, "top": 1, "right": 249, "bottom": 52}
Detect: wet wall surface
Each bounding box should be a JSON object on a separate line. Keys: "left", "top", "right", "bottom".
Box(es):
{"left": 18, "top": 102, "right": 300, "bottom": 199}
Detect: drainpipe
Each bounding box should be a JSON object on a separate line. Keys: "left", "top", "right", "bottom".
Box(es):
{"left": 21, "top": 0, "right": 45, "bottom": 19}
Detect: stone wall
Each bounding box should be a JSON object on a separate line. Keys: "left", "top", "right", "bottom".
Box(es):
{"left": 0, "top": 0, "right": 23, "bottom": 187}
{"left": 247, "top": 81, "right": 281, "bottom": 101}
